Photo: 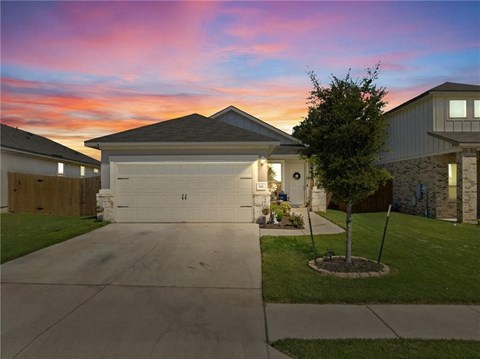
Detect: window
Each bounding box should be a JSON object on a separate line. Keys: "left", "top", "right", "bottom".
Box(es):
{"left": 80, "top": 166, "right": 85, "bottom": 177}
{"left": 57, "top": 162, "right": 64, "bottom": 175}
{"left": 448, "top": 163, "right": 457, "bottom": 201}
{"left": 268, "top": 162, "right": 283, "bottom": 194}
{"left": 449, "top": 100, "right": 466, "bottom": 118}
{"left": 474, "top": 100, "right": 480, "bottom": 118}
{"left": 94, "top": 168, "right": 99, "bottom": 173}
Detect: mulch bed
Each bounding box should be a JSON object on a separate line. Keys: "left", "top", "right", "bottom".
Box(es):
{"left": 260, "top": 223, "right": 302, "bottom": 230}
{"left": 317, "top": 257, "right": 383, "bottom": 273}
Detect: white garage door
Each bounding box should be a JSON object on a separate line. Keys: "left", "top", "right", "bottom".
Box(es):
{"left": 115, "top": 162, "right": 254, "bottom": 223}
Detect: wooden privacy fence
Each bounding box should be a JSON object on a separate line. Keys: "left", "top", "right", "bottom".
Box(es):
{"left": 8, "top": 172, "right": 100, "bottom": 216}
{"left": 328, "top": 180, "right": 393, "bottom": 213}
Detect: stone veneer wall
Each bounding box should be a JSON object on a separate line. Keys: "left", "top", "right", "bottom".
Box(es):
{"left": 457, "top": 148, "right": 478, "bottom": 224}
{"left": 311, "top": 186, "right": 327, "bottom": 212}
{"left": 254, "top": 193, "right": 271, "bottom": 223}
{"left": 383, "top": 153, "right": 456, "bottom": 219}
{"left": 96, "top": 189, "right": 114, "bottom": 222}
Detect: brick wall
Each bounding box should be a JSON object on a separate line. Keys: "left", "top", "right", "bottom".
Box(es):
{"left": 384, "top": 153, "right": 456, "bottom": 219}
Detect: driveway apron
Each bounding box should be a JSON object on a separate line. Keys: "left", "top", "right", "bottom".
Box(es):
{"left": 1, "top": 223, "right": 267, "bottom": 359}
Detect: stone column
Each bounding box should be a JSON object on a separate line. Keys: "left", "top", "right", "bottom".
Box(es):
{"left": 311, "top": 185, "right": 327, "bottom": 212}
{"left": 96, "top": 189, "right": 114, "bottom": 222}
{"left": 457, "top": 148, "right": 478, "bottom": 224}
{"left": 254, "top": 193, "right": 271, "bottom": 223}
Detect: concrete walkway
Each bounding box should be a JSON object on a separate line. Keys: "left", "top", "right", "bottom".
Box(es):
{"left": 266, "top": 304, "right": 480, "bottom": 341}
{"left": 260, "top": 207, "right": 344, "bottom": 236}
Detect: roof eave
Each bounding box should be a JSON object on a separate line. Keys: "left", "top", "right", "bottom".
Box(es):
{"left": 85, "top": 141, "right": 280, "bottom": 149}
{"left": 426, "top": 132, "right": 480, "bottom": 148}
{"left": 1, "top": 146, "right": 100, "bottom": 167}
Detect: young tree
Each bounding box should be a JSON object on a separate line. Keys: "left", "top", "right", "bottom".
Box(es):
{"left": 293, "top": 64, "right": 390, "bottom": 264}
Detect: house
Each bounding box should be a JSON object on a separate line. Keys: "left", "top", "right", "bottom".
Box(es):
{"left": 378, "top": 82, "right": 480, "bottom": 223}
{"left": 1, "top": 124, "right": 101, "bottom": 212}
{"left": 85, "top": 106, "right": 326, "bottom": 223}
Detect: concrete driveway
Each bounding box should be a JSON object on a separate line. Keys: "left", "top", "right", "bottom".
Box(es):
{"left": 1, "top": 223, "right": 268, "bottom": 359}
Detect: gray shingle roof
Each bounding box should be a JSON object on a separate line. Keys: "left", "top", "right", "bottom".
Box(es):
{"left": 1, "top": 124, "right": 100, "bottom": 166}
{"left": 430, "top": 82, "right": 480, "bottom": 92}
{"left": 85, "top": 113, "right": 279, "bottom": 146}
{"left": 387, "top": 82, "right": 480, "bottom": 115}
{"left": 271, "top": 144, "right": 305, "bottom": 156}
{"left": 427, "top": 131, "right": 480, "bottom": 145}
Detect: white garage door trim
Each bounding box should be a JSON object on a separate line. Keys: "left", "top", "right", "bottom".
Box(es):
{"left": 113, "top": 161, "right": 255, "bottom": 223}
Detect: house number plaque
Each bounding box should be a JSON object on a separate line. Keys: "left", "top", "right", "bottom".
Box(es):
{"left": 256, "top": 182, "right": 268, "bottom": 191}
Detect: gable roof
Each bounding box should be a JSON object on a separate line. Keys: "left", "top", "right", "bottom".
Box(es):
{"left": 387, "top": 82, "right": 480, "bottom": 115}
{"left": 429, "top": 82, "right": 480, "bottom": 92}
{"left": 85, "top": 113, "right": 279, "bottom": 148}
{"left": 210, "top": 105, "right": 300, "bottom": 144}
{"left": 1, "top": 124, "right": 100, "bottom": 166}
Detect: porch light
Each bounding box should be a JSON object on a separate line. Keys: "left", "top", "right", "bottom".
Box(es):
{"left": 259, "top": 156, "right": 266, "bottom": 166}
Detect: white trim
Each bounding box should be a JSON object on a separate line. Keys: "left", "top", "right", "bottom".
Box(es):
{"left": 85, "top": 141, "right": 279, "bottom": 150}
{"left": 210, "top": 105, "right": 301, "bottom": 144}
{"left": 109, "top": 154, "right": 259, "bottom": 163}
{"left": 268, "top": 154, "right": 302, "bottom": 160}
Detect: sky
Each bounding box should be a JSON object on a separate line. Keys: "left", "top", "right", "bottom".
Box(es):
{"left": 1, "top": 1, "right": 479, "bottom": 160}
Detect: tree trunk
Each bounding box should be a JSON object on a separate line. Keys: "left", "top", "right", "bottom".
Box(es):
{"left": 345, "top": 202, "right": 352, "bottom": 264}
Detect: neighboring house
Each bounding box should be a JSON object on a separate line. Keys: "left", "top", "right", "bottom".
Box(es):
{"left": 85, "top": 106, "right": 326, "bottom": 223}
{"left": 378, "top": 82, "right": 480, "bottom": 224}
{"left": 1, "top": 124, "right": 101, "bottom": 211}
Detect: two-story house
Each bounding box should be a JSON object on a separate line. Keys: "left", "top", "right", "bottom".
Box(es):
{"left": 379, "top": 82, "right": 479, "bottom": 224}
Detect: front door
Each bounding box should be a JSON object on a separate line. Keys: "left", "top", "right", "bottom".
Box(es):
{"left": 288, "top": 162, "right": 305, "bottom": 205}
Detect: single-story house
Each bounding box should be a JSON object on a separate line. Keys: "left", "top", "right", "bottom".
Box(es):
{"left": 378, "top": 82, "right": 480, "bottom": 224}
{"left": 1, "top": 124, "right": 101, "bottom": 212}
{"left": 85, "top": 106, "right": 326, "bottom": 223}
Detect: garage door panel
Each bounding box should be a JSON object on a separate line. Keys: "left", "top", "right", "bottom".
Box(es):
{"left": 116, "top": 179, "right": 135, "bottom": 191}
{"left": 237, "top": 193, "right": 253, "bottom": 207}
{"left": 237, "top": 178, "right": 253, "bottom": 192}
{"left": 218, "top": 180, "right": 235, "bottom": 192}
{"left": 115, "top": 162, "right": 253, "bottom": 223}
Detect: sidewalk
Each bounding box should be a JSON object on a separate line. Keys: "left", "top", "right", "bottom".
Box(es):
{"left": 265, "top": 304, "right": 480, "bottom": 341}
{"left": 260, "top": 207, "right": 344, "bottom": 236}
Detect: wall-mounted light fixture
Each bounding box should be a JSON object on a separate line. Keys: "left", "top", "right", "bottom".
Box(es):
{"left": 259, "top": 156, "right": 266, "bottom": 166}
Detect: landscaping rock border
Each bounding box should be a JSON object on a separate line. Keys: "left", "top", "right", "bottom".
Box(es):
{"left": 308, "top": 256, "right": 390, "bottom": 278}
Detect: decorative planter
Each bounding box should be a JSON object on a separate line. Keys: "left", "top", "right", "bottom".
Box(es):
{"left": 308, "top": 256, "right": 390, "bottom": 278}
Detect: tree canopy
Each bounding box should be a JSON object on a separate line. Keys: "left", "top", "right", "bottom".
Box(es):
{"left": 294, "top": 64, "right": 390, "bottom": 206}
{"left": 293, "top": 64, "right": 390, "bottom": 263}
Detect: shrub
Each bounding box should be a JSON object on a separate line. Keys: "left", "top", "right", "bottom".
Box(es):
{"left": 274, "top": 209, "right": 284, "bottom": 221}
{"left": 280, "top": 201, "right": 291, "bottom": 214}
{"left": 270, "top": 202, "right": 280, "bottom": 212}
{"left": 289, "top": 213, "right": 305, "bottom": 228}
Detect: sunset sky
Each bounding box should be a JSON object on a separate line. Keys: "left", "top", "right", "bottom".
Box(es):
{"left": 1, "top": 1, "right": 479, "bottom": 160}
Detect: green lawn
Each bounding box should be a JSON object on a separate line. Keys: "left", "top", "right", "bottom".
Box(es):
{"left": 261, "top": 210, "right": 480, "bottom": 304}
{"left": 272, "top": 339, "right": 480, "bottom": 359}
{"left": 1, "top": 213, "right": 107, "bottom": 264}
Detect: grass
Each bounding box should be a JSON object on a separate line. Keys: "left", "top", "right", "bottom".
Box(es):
{"left": 272, "top": 339, "right": 480, "bottom": 359}
{"left": 1, "top": 213, "right": 107, "bottom": 264}
{"left": 261, "top": 210, "right": 480, "bottom": 304}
